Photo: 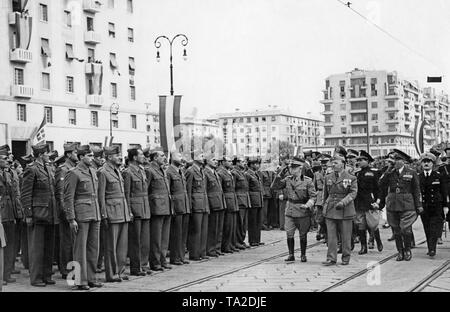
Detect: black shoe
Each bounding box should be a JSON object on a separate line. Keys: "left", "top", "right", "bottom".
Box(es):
{"left": 341, "top": 261, "right": 349, "bottom": 266}
{"left": 301, "top": 255, "right": 307, "bottom": 263}
{"left": 44, "top": 279, "right": 56, "bottom": 285}
{"left": 11, "top": 269, "right": 21, "bottom": 275}
{"left": 207, "top": 253, "right": 219, "bottom": 258}
{"left": 250, "top": 243, "right": 259, "bottom": 247}
{"left": 429, "top": 250, "right": 436, "bottom": 257}
{"left": 88, "top": 282, "right": 103, "bottom": 288}
{"left": 322, "top": 260, "right": 336, "bottom": 266}
{"left": 31, "top": 282, "right": 47, "bottom": 287}
{"left": 438, "top": 238, "right": 443, "bottom": 245}
{"left": 106, "top": 278, "right": 122, "bottom": 283}
{"left": 359, "top": 246, "right": 368, "bottom": 255}
{"left": 285, "top": 255, "right": 295, "bottom": 262}
{"left": 358, "top": 230, "right": 367, "bottom": 255}
{"left": 151, "top": 266, "right": 164, "bottom": 272}
{"left": 231, "top": 247, "right": 240, "bottom": 252}
{"left": 222, "top": 249, "right": 233, "bottom": 254}
{"left": 216, "top": 251, "right": 225, "bottom": 256}
{"left": 182, "top": 260, "right": 190, "bottom": 265}
{"left": 201, "top": 255, "right": 210, "bottom": 260}
{"left": 404, "top": 249, "right": 412, "bottom": 261}
{"left": 368, "top": 241, "right": 375, "bottom": 250}
{"left": 170, "top": 261, "right": 184, "bottom": 266}
{"left": 189, "top": 257, "right": 202, "bottom": 261}
{"left": 162, "top": 264, "right": 172, "bottom": 270}
{"left": 75, "top": 285, "right": 90, "bottom": 291}
{"left": 396, "top": 253, "right": 404, "bottom": 261}
{"left": 259, "top": 242, "right": 265, "bottom": 246}
{"left": 120, "top": 275, "right": 129, "bottom": 281}
{"left": 130, "top": 271, "right": 147, "bottom": 276}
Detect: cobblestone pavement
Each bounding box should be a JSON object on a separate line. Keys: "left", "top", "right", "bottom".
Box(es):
{"left": 4, "top": 221, "right": 450, "bottom": 292}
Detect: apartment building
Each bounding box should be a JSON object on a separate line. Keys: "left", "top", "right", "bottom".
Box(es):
{"left": 0, "top": 0, "right": 147, "bottom": 157}
{"left": 320, "top": 68, "right": 429, "bottom": 157}
{"left": 209, "top": 108, "right": 324, "bottom": 159}
{"left": 422, "top": 87, "right": 450, "bottom": 147}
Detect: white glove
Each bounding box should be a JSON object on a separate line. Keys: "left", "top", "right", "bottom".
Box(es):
{"left": 444, "top": 207, "right": 449, "bottom": 217}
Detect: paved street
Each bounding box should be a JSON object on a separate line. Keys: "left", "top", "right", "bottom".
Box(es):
{"left": 4, "top": 220, "right": 450, "bottom": 292}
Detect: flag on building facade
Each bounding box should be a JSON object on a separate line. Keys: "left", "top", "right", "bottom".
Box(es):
{"left": 32, "top": 115, "right": 47, "bottom": 145}
{"left": 414, "top": 118, "right": 425, "bottom": 156}
{"left": 159, "top": 95, "right": 182, "bottom": 155}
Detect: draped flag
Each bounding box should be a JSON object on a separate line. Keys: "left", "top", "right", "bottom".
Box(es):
{"left": 14, "top": 11, "right": 33, "bottom": 50}
{"left": 414, "top": 118, "right": 425, "bottom": 156}
{"left": 32, "top": 115, "right": 47, "bottom": 145}
{"left": 159, "top": 95, "right": 182, "bottom": 155}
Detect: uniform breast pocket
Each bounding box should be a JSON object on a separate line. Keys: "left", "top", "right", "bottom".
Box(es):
{"left": 225, "top": 180, "right": 232, "bottom": 188}
{"left": 132, "top": 178, "right": 143, "bottom": 190}
{"left": 79, "top": 179, "right": 91, "bottom": 191}
{"left": 37, "top": 177, "right": 48, "bottom": 189}
{"left": 194, "top": 178, "right": 203, "bottom": 188}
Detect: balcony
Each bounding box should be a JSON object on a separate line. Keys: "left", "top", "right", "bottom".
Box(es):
{"left": 386, "top": 119, "right": 400, "bottom": 124}
{"left": 404, "top": 118, "right": 413, "bottom": 124}
{"left": 349, "top": 96, "right": 367, "bottom": 102}
{"left": 385, "top": 106, "right": 399, "bottom": 112}
{"left": 322, "top": 110, "right": 333, "bottom": 115}
{"left": 11, "top": 85, "right": 33, "bottom": 98}
{"left": 385, "top": 92, "right": 400, "bottom": 99}
{"left": 350, "top": 120, "right": 367, "bottom": 126}
{"left": 324, "top": 122, "right": 334, "bottom": 127}
{"left": 83, "top": 0, "right": 102, "bottom": 13}
{"left": 86, "top": 95, "right": 104, "bottom": 107}
{"left": 404, "top": 97, "right": 410, "bottom": 103}
{"left": 84, "top": 31, "right": 101, "bottom": 44}
{"left": 9, "top": 49, "right": 32, "bottom": 63}
{"left": 85, "top": 62, "right": 103, "bottom": 74}
{"left": 425, "top": 106, "right": 437, "bottom": 112}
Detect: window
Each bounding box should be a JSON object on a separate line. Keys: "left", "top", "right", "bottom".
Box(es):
{"left": 66, "top": 76, "right": 74, "bottom": 93}
{"left": 112, "top": 120, "right": 118, "bottom": 128}
{"left": 69, "top": 109, "right": 77, "bottom": 125}
{"left": 247, "top": 118, "right": 251, "bottom": 123}
{"left": 108, "top": 23, "right": 116, "bottom": 38}
{"left": 240, "top": 138, "right": 244, "bottom": 143}
{"left": 128, "top": 28, "right": 134, "bottom": 42}
{"left": 262, "top": 117, "right": 266, "bottom": 122}
{"left": 325, "top": 127, "right": 332, "bottom": 135}
{"left": 87, "top": 17, "right": 94, "bottom": 31}
{"left": 372, "top": 126, "right": 379, "bottom": 133}
{"left": 341, "top": 127, "right": 347, "bottom": 134}
{"left": 42, "top": 72, "right": 50, "bottom": 90}
{"left": 130, "top": 86, "right": 136, "bottom": 100}
{"left": 129, "top": 57, "right": 135, "bottom": 75}
{"left": 341, "top": 116, "right": 347, "bottom": 122}
{"left": 108, "top": 0, "right": 114, "bottom": 8}
{"left": 131, "top": 115, "right": 137, "bottom": 129}
{"left": 64, "top": 10, "right": 72, "bottom": 27}
{"left": 44, "top": 106, "right": 53, "bottom": 123}
{"left": 40, "top": 4, "right": 48, "bottom": 22}
{"left": 271, "top": 116, "right": 277, "bottom": 122}
{"left": 17, "top": 104, "right": 26, "bottom": 121}
{"left": 371, "top": 102, "right": 378, "bottom": 109}
{"left": 110, "top": 83, "right": 117, "bottom": 98}
{"left": 14, "top": 68, "right": 24, "bottom": 85}
{"left": 87, "top": 48, "right": 95, "bottom": 63}
{"left": 65, "top": 44, "right": 75, "bottom": 60}
{"left": 41, "top": 38, "right": 51, "bottom": 57}
{"left": 340, "top": 104, "right": 346, "bottom": 111}
{"left": 388, "top": 100, "right": 396, "bottom": 108}
{"left": 372, "top": 114, "right": 378, "bottom": 121}
{"left": 110, "top": 53, "right": 118, "bottom": 69}
{"left": 324, "top": 116, "right": 331, "bottom": 123}
{"left": 91, "top": 111, "right": 98, "bottom": 127}
{"left": 127, "top": 0, "right": 133, "bottom": 13}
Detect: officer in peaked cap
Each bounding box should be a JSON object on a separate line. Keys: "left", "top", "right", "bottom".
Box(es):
{"left": 439, "top": 147, "right": 450, "bottom": 244}
{"left": 334, "top": 146, "right": 347, "bottom": 158}
{"left": 91, "top": 146, "right": 105, "bottom": 172}
{"left": 231, "top": 156, "right": 251, "bottom": 249}
{"left": 245, "top": 156, "right": 265, "bottom": 247}
{"left": 312, "top": 151, "right": 322, "bottom": 161}
{"left": 378, "top": 149, "right": 421, "bottom": 261}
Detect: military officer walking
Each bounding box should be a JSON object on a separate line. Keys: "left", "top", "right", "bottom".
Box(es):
{"left": 123, "top": 148, "right": 151, "bottom": 276}
{"left": 167, "top": 152, "right": 190, "bottom": 265}
{"left": 418, "top": 152, "right": 448, "bottom": 257}
{"left": 231, "top": 157, "right": 250, "bottom": 249}
{"left": 146, "top": 148, "right": 172, "bottom": 271}
{"left": 271, "top": 157, "right": 317, "bottom": 262}
{"left": 322, "top": 154, "right": 358, "bottom": 266}
{"left": 21, "top": 143, "right": 58, "bottom": 287}
{"left": 246, "top": 157, "right": 265, "bottom": 247}
{"left": 63, "top": 145, "right": 103, "bottom": 290}
{"left": 98, "top": 146, "right": 132, "bottom": 282}
{"left": 379, "top": 150, "right": 422, "bottom": 261}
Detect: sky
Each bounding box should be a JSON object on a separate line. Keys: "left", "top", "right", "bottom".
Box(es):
{"left": 136, "top": 0, "right": 450, "bottom": 120}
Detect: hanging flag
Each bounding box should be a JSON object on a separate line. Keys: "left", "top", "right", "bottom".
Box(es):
{"left": 414, "top": 118, "right": 425, "bottom": 156}
{"left": 427, "top": 77, "right": 442, "bottom": 83}
{"left": 32, "top": 115, "right": 47, "bottom": 145}
{"left": 159, "top": 95, "right": 182, "bottom": 155}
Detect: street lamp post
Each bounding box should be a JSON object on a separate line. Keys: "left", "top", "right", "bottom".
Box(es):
{"left": 110, "top": 103, "right": 119, "bottom": 138}
{"left": 154, "top": 34, "right": 189, "bottom": 96}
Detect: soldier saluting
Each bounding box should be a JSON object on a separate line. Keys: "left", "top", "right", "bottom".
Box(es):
{"left": 379, "top": 149, "right": 422, "bottom": 261}
{"left": 271, "top": 157, "right": 317, "bottom": 263}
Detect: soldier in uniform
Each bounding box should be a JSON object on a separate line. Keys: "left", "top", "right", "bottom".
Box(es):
{"left": 260, "top": 163, "right": 275, "bottom": 231}
{"left": 98, "top": 146, "right": 132, "bottom": 282}
{"left": 418, "top": 152, "right": 448, "bottom": 257}
{"left": 246, "top": 157, "right": 265, "bottom": 247}
{"left": 438, "top": 148, "right": 450, "bottom": 244}
{"left": 204, "top": 155, "right": 226, "bottom": 257}
{"left": 271, "top": 157, "right": 317, "bottom": 262}
{"left": 21, "top": 143, "right": 58, "bottom": 287}
{"left": 232, "top": 157, "right": 250, "bottom": 249}
{"left": 186, "top": 152, "right": 209, "bottom": 261}
{"left": 322, "top": 154, "right": 358, "bottom": 266}
{"left": 123, "top": 148, "right": 151, "bottom": 276}
{"left": 55, "top": 143, "right": 78, "bottom": 279}
{"left": 166, "top": 152, "right": 190, "bottom": 265}
{"left": 218, "top": 156, "right": 240, "bottom": 253}
{"left": 146, "top": 148, "right": 172, "bottom": 271}
{"left": 0, "top": 212, "right": 4, "bottom": 290}
{"left": 354, "top": 151, "right": 383, "bottom": 254}
{"left": 312, "top": 160, "right": 326, "bottom": 241}
{"left": 379, "top": 150, "right": 422, "bottom": 261}
{"left": 63, "top": 145, "right": 103, "bottom": 290}
{"left": 276, "top": 156, "right": 290, "bottom": 231}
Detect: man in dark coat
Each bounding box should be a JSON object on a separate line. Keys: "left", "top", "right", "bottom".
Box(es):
{"left": 260, "top": 164, "right": 275, "bottom": 230}
{"left": 91, "top": 146, "right": 105, "bottom": 273}
{"left": 246, "top": 157, "right": 264, "bottom": 247}
{"left": 419, "top": 153, "right": 448, "bottom": 257}
{"left": 231, "top": 157, "right": 250, "bottom": 249}
{"left": 21, "top": 143, "right": 58, "bottom": 287}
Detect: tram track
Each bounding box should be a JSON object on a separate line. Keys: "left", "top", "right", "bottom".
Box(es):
{"left": 408, "top": 259, "right": 450, "bottom": 292}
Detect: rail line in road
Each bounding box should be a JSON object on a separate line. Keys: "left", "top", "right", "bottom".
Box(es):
{"left": 408, "top": 259, "right": 450, "bottom": 292}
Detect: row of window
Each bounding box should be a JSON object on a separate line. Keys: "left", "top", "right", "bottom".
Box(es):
{"left": 223, "top": 116, "right": 319, "bottom": 127}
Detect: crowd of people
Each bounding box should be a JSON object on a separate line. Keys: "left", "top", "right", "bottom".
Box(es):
{"left": 0, "top": 142, "right": 449, "bottom": 291}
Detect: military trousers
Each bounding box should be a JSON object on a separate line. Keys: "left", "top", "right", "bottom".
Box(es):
{"left": 279, "top": 200, "right": 287, "bottom": 230}
{"left": 188, "top": 212, "right": 208, "bottom": 259}
{"left": 387, "top": 210, "right": 417, "bottom": 235}
{"left": 262, "top": 199, "right": 270, "bottom": 227}
{"left": 0, "top": 247, "right": 3, "bottom": 291}
{"left": 104, "top": 222, "right": 128, "bottom": 281}
{"left": 169, "top": 214, "right": 189, "bottom": 263}
{"left": 59, "top": 220, "right": 75, "bottom": 276}
{"left": 128, "top": 218, "right": 150, "bottom": 273}
{"left": 73, "top": 221, "right": 100, "bottom": 286}
{"left": 150, "top": 215, "right": 171, "bottom": 268}
{"left": 285, "top": 216, "right": 310, "bottom": 239}
{"left": 2, "top": 222, "right": 16, "bottom": 280}
{"left": 20, "top": 222, "right": 29, "bottom": 269}
{"left": 248, "top": 207, "right": 263, "bottom": 245}
{"left": 325, "top": 218, "right": 353, "bottom": 263}
{"left": 207, "top": 210, "right": 224, "bottom": 255}
{"left": 28, "top": 224, "right": 55, "bottom": 285}
{"left": 97, "top": 222, "right": 106, "bottom": 270}
{"left": 270, "top": 198, "right": 279, "bottom": 228}
{"left": 222, "top": 210, "right": 237, "bottom": 252}
{"left": 421, "top": 213, "right": 443, "bottom": 253}
{"left": 14, "top": 220, "right": 22, "bottom": 266}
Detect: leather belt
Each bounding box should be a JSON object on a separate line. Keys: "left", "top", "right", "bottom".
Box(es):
{"left": 288, "top": 199, "right": 307, "bottom": 204}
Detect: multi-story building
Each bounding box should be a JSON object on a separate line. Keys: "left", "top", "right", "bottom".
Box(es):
{"left": 320, "top": 68, "right": 427, "bottom": 157}
{"left": 0, "top": 0, "right": 147, "bottom": 157}
{"left": 209, "top": 109, "right": 323, "bottom": 159}
{"left": 144, "top": 104, "right": 161, "bottom": 149}
{"left": 179, "top": 117, "right": 220, "bottom": 139}
{"left": 422, "top": 87, "right": 450, "bottom": 147}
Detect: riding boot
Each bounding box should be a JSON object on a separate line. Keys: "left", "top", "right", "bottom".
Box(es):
{"left": 368, "top": 229, "right": 375, "bottom": 249}
{"left": 285, "top": 238, "right": 295, "bottom": 262}
{"left": 374, "top": 229, "right": 383, "bottom": 252}
{"left": 410, "top": 231, "right": 416, "bottom": 249}
{"left": 300, "top": 236, "right": 307, "bottom": 262}
{"left": 395, "top": 235, "right": 404, "bottom": 261}
{"left": 403, "top": 234, "right": 412, "bottom": 261}
{"left": 358, "top": 230, "right": 368, "bottom": 255}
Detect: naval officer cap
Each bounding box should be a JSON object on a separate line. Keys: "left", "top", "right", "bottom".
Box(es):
{"left": 32, "top": 143, "right": 50, "bottom": 155}
{"left": 356, "top": 150, "right": 374, "bottom": 162}
{"left": 77, "top": 145, "right": 92, "bottom": 156}
{"left": 420, "top": 152, "right": 436, "bottom": 163}
{"left": 334, "top": 145, "right": 347, "bottom": 158}
{"left": 104, "top": 146, "right": 120, "bottom": 156}
{"left": 347, "top": 149, "right": 359, "bottom": 159}
{"left": 392, "top": 149, "right": 412, "bottom": 162}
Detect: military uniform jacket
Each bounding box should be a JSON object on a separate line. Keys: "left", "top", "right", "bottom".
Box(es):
{"left": 272, "top": 174, "right": 317, "bottom": 218}
{"left": 205, "top": 167, "right": 226, "bottom": 212}
{"left": 355, "top": 167, "right": 380, "bottom": 212}
{"left": 245, "top": 169, "right": 264, "bottom": 209}
{"left": 21, "top": 160, "right": 59, "bottom": 225}
{"left": 217, "top": 167, "right": 239, "bottom": 212}
{"left": 63, "top": 162, "right": 101, "bottom": 223}
{"left": 419, "top": 171, "right": 448, "bottom": 216}
{"left": 0, "top": 168, "right": 22, "bottom": 222}
{"left": 231, "top": 168, "right": 251, "bottom": 208}
{"left": 146, "top": 162, "right": 172, "bottom": 216}
{"left": 166, "top": 164, "right": 190, "bottom": 215}
{"left": 0, "top": 213, "right": 5, "bottom": 247}
{"left": 97, "top": 162, "right": 131, "bottom": 223}
{"left": 379, "top": 167, "right": 422, "bottom": 213}
{"left": 260, "top": 170, "right": 275, "bottom": 199}
{"left": 323, "top": 170, "right": 358, "bottom": 220}
{"left": 313, "top": 171, "right": 325, "bottom": 207}
{"left": 123, "top": 163, "right": 151, "bottom": 219}
{"left": 55, "top": 159, "right": 77, "bottom": 220}
{"left": 185, "top": 163, "right": 209, "bottom": 214}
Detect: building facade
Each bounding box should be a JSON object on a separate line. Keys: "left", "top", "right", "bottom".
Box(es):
{"left": 209, "top": 109, "right": 323, "bottom": 159}
{"left": 0, "top": 0, "right": 147, "bottom": 157}
{"left": 422, "top": 87, "right": 450, "bottom": 147}
{"left": 319, "top": 68, "right": 435, "bottom": 157}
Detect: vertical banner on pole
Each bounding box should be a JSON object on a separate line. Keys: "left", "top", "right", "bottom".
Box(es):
{"left": 159, "top": 95, "right": 182, "bottom": 156}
